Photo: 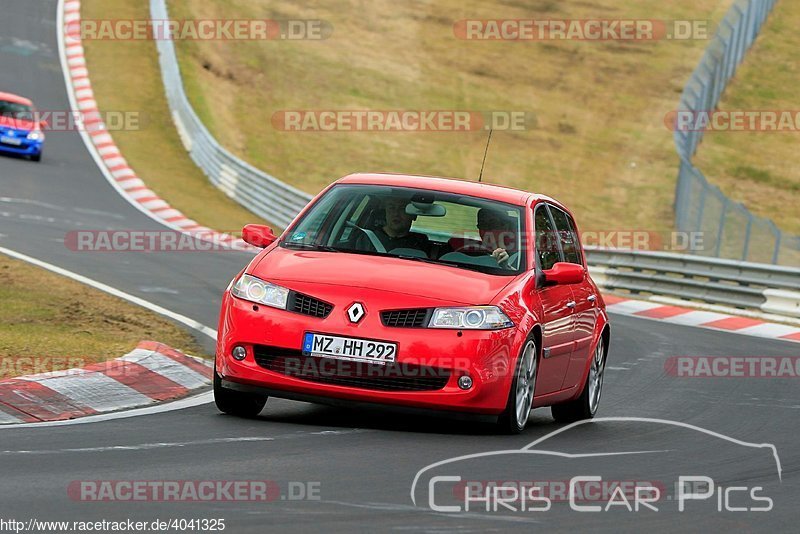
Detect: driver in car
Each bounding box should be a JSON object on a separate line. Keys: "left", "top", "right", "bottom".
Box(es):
{"left": 357, "top": 197, "right": 432, "bottom": 256}
{"left": 477, "top": 207, "right": 517, "bottom": 268}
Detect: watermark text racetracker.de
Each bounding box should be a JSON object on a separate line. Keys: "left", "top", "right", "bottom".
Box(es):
{"left": 2, "top": 111, "right": 142, "bottom": 132}
{"left": 68, "top": 480, "right": 321, "bottom": 502}
{"left": 64, "top": 230, "right": 250, "bottom": 252}
{"left": 66, "top": 19, "right": 333, "bottom": 41}
{"left": 453, "top": 19, "right": 709, "bottom": 41}
{"left": 665, "top": 110, "right": 800, "bottom": 132}
{"left": 271, "top": 110, "right": 534, "bottom": 132}
{"left": 0, "top": 357, "right": 85, "bottom": 378}
{"left": 665, "top": 356, "right": 800, "bottom": 378}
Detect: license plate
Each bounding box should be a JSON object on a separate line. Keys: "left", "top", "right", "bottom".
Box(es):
{"left": 302, "top": 332, "right": 397, "bottom": 364}
{"left": 0, "top": 136, "right": 22, "bottom": 146}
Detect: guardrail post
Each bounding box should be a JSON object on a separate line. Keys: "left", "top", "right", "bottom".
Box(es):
{"left": 714, "top": 197, "right": 729, "bottom": 257}
{"left": 694, "top": 184, "right": 707, "bottom": 232}
{"left": 771, "top": 224, "right": 782, "bottom": 264}
{"left": 741, "top": 214, "right": 752, "bottom": 261}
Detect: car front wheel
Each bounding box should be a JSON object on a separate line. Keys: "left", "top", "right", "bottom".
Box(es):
{"left": 497, "top": 338, "right": 538, "bottom": 434}
{"left": 213, "top": 369, "right": 267, "bottom": 417}
{"left": 551, "top": 337, "right": 606, "bottom": 423}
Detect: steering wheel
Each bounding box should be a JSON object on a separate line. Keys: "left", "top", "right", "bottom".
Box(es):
{"left": 459, "top": 242, "right": 518, "bottom": 269}
{"left": 506, "top": 252, "right": 520, "bottom": 270}
{"left": 345, "top": 221, "right": 387, "bottom": 253}
{"left": 458, "top": 243, "right": 494, "bottom": 256}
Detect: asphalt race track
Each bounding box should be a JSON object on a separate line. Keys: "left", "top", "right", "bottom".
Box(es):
{"left": 0, "top": 2, "right": 797, "bottom": 532}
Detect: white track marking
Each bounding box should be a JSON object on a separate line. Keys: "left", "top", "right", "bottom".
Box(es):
{"left": 735, "top": 322, "right": 800, "bottom": 338}
{"left": 659, "top": 310, "right": 730, "bottom": 326}
{"left": 0, "top": 392, "right": 214, "bottom": 430}
{"left": 0, "top": 436, "right": 275, "bottom": 455}
{"left": 0, "top": 246, "right": 217, "bottom": 340}
{"left": 0, "top": 411, "right": 24, "bottom": 424}
{"left": 604, "top": 300, "right": 663, "bottom": 314}
{"left": 1, "top": 429, "right": 367, "bottom": 453}
{"left": 121, "top": 349, "right": 209, "bottom": 389}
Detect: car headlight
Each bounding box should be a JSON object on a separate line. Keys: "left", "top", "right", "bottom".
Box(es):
{"left": 27, "top": 131, "right": 43, "bottom": 141}
{"left": 428, "top": 306, "right": 513, "bottom": 330}
{"left": 231, "top": 274, "right": 289, "bottom": 309}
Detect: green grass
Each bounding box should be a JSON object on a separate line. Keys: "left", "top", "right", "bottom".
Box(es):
{"left": 692, "top": 0, "right": 800, "bottom": 234}
{"left": 0, "top": 255, "right": 204, "bottom": 379}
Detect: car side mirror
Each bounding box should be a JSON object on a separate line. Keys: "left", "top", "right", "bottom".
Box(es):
{"left": 242, "top": 224, "right": 277, "bottom": 248}
{"left": 542, "top": 262, "right": 585, "bottom": 286}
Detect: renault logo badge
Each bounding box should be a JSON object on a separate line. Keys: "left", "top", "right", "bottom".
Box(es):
{"left": 347, "top": 302, "right": 365, "bottom": 323}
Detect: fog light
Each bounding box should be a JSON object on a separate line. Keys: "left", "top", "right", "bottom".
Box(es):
{"left": 232, "top": 345, "right": 247, "bottom": 361}
{"left": 457, "top": 375, "right": 473, "bottom": 390}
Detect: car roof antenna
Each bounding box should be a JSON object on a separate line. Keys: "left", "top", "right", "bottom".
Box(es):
{"left": 478, "top": 128, "right": 493, "bottom": 183}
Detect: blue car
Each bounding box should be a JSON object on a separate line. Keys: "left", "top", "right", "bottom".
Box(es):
{"left": 0, "top": 91, "right": 46, "bottom": 162}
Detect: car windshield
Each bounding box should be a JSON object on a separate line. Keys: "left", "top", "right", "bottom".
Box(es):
{"left": 0, "top": 100, "right": 34, "bottom": 121}
{"left": 281, "top": 183, "right": 526, "bottom": 276}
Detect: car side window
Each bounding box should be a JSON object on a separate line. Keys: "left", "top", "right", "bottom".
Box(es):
{"left": 549, "top": 207, "right": 582, "bottom": 265}
{"left": 534, "top": 205, "right": 561, "bottom": 270}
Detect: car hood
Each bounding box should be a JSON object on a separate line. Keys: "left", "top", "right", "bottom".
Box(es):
{"left": 250, "top": 247, "right": 516, "bottom": 306}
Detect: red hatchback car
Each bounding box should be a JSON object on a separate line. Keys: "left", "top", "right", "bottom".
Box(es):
{"left": 215, "top": 173, "right": 609, "bottom": 433}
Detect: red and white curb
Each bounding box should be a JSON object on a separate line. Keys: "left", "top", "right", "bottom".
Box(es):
{"left": 59, "top": 0, "right": 250, "bottom": 251}
{"left": 604, "top": 294, "right": 800, "bottom": 344}
{"left": 0, "top": 341, "right": 211, "bottom": 425}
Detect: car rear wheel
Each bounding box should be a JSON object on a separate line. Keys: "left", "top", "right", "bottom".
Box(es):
{"left": 551, "top": 337, "right": 606, "bottom": 423}
{"left": 213, "top": 369, "right": 267, "bottom": 417}
{"left": 497, "top": 338, "right": 538, "bottom": 434}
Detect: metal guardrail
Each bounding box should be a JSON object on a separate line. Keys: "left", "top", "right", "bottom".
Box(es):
{"left": 586, "top": 248, "right": 800, "bottom": 317}
{"left": 673, "top": 0, "right": 800, "bottom": 265}
{"left": 149, "top": 0, "right": 313, "bottom": 229}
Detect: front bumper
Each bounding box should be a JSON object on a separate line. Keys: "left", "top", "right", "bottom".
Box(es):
{"left": 0, "top": 139, "right": 43, "bottom": 156}
{"left": 217, "top": 292, "right": 525, "bottom": 415}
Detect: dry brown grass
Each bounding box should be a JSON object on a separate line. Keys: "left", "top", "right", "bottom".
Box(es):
{"left": 165, "top": 0, "right": 733, "bottom": 235}
{"left": 84, "top": 0, "right": 800, "bottom": 240}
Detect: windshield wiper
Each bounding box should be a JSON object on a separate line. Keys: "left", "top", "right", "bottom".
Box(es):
{"left": 388, "top": 254, "right": 442, "bottom": 266}
{"left": 282, "top": 242, "right": 341, "bottom": 252}
{"left": 389, "top": 254, "right": 512, "bottom": 275}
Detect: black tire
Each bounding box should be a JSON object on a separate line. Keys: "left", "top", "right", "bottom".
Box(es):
{"left": 214, "top": 370, "right": 267, "bottom": 417}
{"left": 497, "top": 337, "right": 538, "bottom": 434}
{"left": 551, "top": 337, "right": 607, "bottom": 423}
{"left": 31, "top": 152, "right": 42, "bottom": 162}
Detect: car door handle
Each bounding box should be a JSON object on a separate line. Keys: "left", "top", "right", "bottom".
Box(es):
{"left": 587, "top": 294, "right": 596, "bottom": 303}
{"left": 566, "top": 301, "right": 576, "bottom": 309}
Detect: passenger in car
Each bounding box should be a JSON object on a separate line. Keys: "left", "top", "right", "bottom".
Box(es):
{"left": 476, "top": 208, "right": 517, "bottom": 267}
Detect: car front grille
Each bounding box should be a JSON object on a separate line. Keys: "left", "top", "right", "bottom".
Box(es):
{"left": 253, "top": 345, "right": 450, "bottom": 392}
{"left": 290, "top": 292, "right": 333, "bottom": 319}
{"left": 381, "top": 308, "right": 431, "bottom": 328}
